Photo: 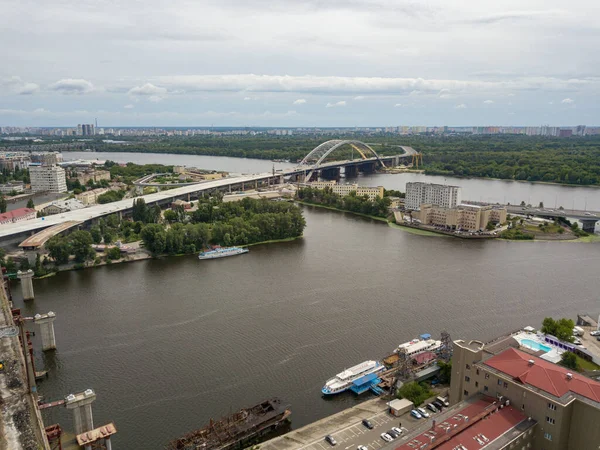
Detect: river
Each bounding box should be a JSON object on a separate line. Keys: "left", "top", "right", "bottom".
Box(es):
{"left": 9, "top": 151, "right": 598, "bottom": 449}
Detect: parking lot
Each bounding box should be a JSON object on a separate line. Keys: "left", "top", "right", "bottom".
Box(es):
{"left": 299, "top": 409, "right": 404, "bottom": 450}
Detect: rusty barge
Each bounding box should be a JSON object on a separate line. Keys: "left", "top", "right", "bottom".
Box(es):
{"left": 166, "top": 398, "right": 291, "bottom": 450}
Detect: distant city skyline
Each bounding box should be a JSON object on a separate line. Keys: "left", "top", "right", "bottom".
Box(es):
{"left": 1, "top": 0, "right": 599, "bottom": 126}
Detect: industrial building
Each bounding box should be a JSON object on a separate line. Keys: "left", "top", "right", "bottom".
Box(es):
{"left": 449, "top": 337, "right": 600, "bottom": 449}
{"left": 307, "top": 181, "right": 384, "bottom": 201}
{"left": 29, "top": 164, "right": 67, "bottom": 193}
{"left": 405, "top": 182, "right": 462, "bottom": 210}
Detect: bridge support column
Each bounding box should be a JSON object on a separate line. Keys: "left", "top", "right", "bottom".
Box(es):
{"left": 359, "top": 162, "right": 376, "bottom": 173}
{"left": 321, "top": 167, "right": 340, "bottom": 180}
{"left": 34, "top": 311, "right": 57, "bottom": 351}
{"left": 24, "top": 249, "right": 38, "bottom": 265}
{"left": 65, "top": 389, "right": 96, "bottom": 436}
{"left": 17, "top": 269, "right": 34, "bottom": 301}
{"left": 344, "top": 166, "right": 358, "bottom": 177}
{"left": 581, "top": 219, "right": 598, "bottom": 233}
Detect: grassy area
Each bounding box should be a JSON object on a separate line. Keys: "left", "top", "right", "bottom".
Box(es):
{"left": 524, "top": 223, "right": 564, "bottom": 234}
{"left": 576, "top": 355, "right": 600, "bottom": 371}
{"left": 243, "top": 236, "right": 303, "bottom": 247}
{"left": 575, "top": 234, "right": 600, "bottom": 243}
{"left": 388, "top": 222, "right": 448, "bottom": 237}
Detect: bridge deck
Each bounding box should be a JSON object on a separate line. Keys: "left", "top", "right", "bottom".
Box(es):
{"left": 19, "top": 220, "right": 83, "bottom": 248}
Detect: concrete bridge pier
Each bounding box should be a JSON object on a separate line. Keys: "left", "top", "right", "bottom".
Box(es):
{"left": 321, "top": 167, "right": 340, "bottom": 180}
{"left": 65, "top": 389, "right": 96, "bottom": 436}
{"left": 17, "top": 269, "right": 34, "bottom": 301}
{"left": 24, "top": 249, "right": 37, "bottom": 265}
{"left": 344, "top": 165, "right": 359, "bottom": 177}
{"left": 34, "top": 311, "right": 57, "bottom": 351}
{"left": 581, "top": 219, "right": 598, "bottom": 233}
{"left": 358, "top": 162, "right": 376, "bottom": 173}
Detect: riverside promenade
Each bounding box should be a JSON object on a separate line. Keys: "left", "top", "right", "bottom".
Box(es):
{"left": 0, "top": 280, "right": 49, "bottom": 450}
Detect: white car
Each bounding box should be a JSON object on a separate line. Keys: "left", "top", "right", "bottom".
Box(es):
{"left": 410, "top": 409, "right": 422, "bottom": 419}
{"left": 357, "top": 446, "right": 368, "bottom": 450}
{"left": 392, "top": 427, "right": 403, "bottom": 435}
{"left": 417, "top": 407, "right": 430, "bottom": 418}
{"left": 590, "top": 331, "right": 600, "bottom": 336}
{"left": 381, "top": 433, "right": 393, "bottom": 442}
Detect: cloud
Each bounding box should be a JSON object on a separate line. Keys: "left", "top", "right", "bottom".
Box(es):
{"left": 465, "top": 9, "right": 565, "bottom": 25}
{"left": 326, "top": 101, "right": 346, "bottom": 108}
{"left": 353, "top": 96, "right": 365, "bottom": 100}
{"left": 561, "top": 98, "right": 574, "bottom": 104}
{"left": 127, "top": 83, "right": 168, "bottom": 96}
{"left": 483, "top": 100, "right": 494, "bottom": 104}
{"left": 16, "top": 82, "right": 40, "bottom": 95}
{"left": 1, "top": 76, "right": 40, "bottom": 95}
{"left": 50, "top": 78, "right": 95, "bottom": 94}
{"left": 33, "top": 108, "right": 49, "bottom": 114}
{"left": 293, "top": 98, "right": 306, "bottom": 104}
{"left": 148, "top": 95, "right": 164, "bottom": 103}
{"left": 455, "top": 103, "right": 467, "bottom": 109}
{"left": 394, "top": 103, "right": 403, "bottom": 107}
{"left": 124, "top": 104, "right": 135, "bottom": 109}
{"left": 548, "top": 101, "right": 554, "bottom": 105}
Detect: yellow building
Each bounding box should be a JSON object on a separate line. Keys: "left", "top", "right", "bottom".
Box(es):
{"left": 409, "top": 203, "right": 507, "bottom": 231}
{"left": 76, "top": 188, "right": 110, "bottom": 205}
{"left": 307, "top": 181, "right": 384, "bottom": 201}
{"left": 76, "top": 170, "right": 111, "bottom": 185}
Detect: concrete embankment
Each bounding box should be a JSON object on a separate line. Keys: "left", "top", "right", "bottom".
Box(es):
{"left": 0, "top": 280, "right": 50, "bottom": 450}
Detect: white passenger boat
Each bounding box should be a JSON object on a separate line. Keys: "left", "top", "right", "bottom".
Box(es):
{"left": 321, "top": 360, "right": 384, "bottom": 395}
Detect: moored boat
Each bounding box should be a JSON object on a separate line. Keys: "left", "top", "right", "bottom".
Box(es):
{"left": 321, "top": 360, "right": 385, "bottom": 395}
{"left": 198, "top": 246, "right": 248, "bottom": 260}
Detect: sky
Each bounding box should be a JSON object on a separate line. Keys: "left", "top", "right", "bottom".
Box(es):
{"left": 1, "top": 0, "right": 599, "bottom": 127}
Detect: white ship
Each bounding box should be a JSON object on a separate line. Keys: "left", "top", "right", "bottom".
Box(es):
{"left": 198, "top": 246, "right": 248, "bottom": 260}
{"left": 321, "top": 360, "right": 384, "bottom": 395}
{"left": 397, "top": 335, "right": 442, "bottom": 357}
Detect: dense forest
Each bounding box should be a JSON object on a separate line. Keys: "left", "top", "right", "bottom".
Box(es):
{"left": 76, "top": 134, "right": 600, "bottom": 186}
{"left": 297, "top": 186, "right": 391, "bottom": 218}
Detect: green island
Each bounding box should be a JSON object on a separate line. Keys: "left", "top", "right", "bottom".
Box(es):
{"left": 2, "top": 196, "right": 305, "bottom": 276}
{"left": 50, "top": 134, "right": 600, "bottom": 186}
{"left": 296, "top": 186, "right": 393, "bottom": 220}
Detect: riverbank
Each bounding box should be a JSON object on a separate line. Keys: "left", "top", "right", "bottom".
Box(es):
{"left": 295, "top": 201, "right": 389, "bottom": 222}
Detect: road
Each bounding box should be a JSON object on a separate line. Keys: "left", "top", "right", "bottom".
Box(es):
{"left": 506, "top": 205, "right": 599, "bottom": 221}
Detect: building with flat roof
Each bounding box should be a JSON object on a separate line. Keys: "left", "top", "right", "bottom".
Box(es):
{"left": 29, "top": 165, "right": 67, "bottom": 193}
{"left": 404, "top": 203, "right": 507, "bottom": 231}
{"left": 0, "top": 181, "right": 25, "bottom": 194}
{"left": 0, "top": 207, "right": 36, "bottom": 225}
{"left": 40, "top": 199, "right": 85, "bottom": 216}
{"left": 405, "top": 182, "right": 462, "bottom": 210}
{"left": 75, "top": 169, "right": 111, "bottom": 185}
{"left": 450, "top": 338, "right": 600, "bottom": 449}
{"left": 307, "top": 181, "right": 384, "bottom": 201}
{"left": 75, "top": 188, "right": 109, "bottom": 205}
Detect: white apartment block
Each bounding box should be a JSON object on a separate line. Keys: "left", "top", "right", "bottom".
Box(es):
{"left": 29, "top": 165, "right": 68, "bottom": 193}
{"left": 405, "top": 182, "right": 462, "bottom": 210}
{"left": 308, "top": 181, "right": 384, "bottom": 201}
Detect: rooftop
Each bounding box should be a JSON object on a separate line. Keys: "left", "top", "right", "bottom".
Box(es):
{"left": 396, "top": 396, "right": 533, "bottom": 450}
{"left": 0, "top": 207, "right": 35, "bottom": 222}
{"left": 484, "top": 348, "right": 600, "bottom": 404}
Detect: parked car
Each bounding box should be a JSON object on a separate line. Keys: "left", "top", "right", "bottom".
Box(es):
{"left": 590, "top": 330, "right": 600, "bottom": 336}
{"left": 410, "top": 409, "right": 423, "bottom": 419}
{"left": 357, "top": 446, "right": 368, "bottom": 450}
{"left": 381, "top": 433, "right": 393, "bottom": 442}
{"left": 325, "top": 435, "right": 337, "bottom": 446}
{"left": 597, "top": 336, "right": 600, "bottom": 342}
{"left": 437, "top": 396, "right": 450, "bottom": 407}
{"left": 387, "top": 429, "right": 399, "bottom": 438}
{"left": 362, "top": 419, "right": 374, "bottom": 429}
{"left": 432, "top": 400, "right": 444, "bottom": 409}
{"left": 392, "top": 427, "right": 403, "bottom": 436}
{"left": 427, "top": 403, "right": 438, "bottom": 413}
{"left": 417, "top": 407, "right": 430, "bottom": 418}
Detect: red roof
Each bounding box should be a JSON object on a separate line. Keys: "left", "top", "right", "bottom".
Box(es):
{"left": 0, "top": 208, "right": 35, "bottom": 222}
{"left": 413, "top": 351, "right": 437, "bottom": 365}
{"left": 396, "top": 397, "right": 528, "bottom": 450}
{"left": 484, "top": 348, "right": 600, "bottom": 403}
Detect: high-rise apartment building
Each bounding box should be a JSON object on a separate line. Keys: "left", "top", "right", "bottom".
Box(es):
{"left": 76, "top": 124, "right": 95, "bottom": 136}
{"left": 405, "top": 182, "right": 462, "bottom": 210}
{"left": 29, "top": 165, "right": 68, "bottom": 193}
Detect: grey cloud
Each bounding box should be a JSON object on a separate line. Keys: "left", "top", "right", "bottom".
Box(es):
{"left": 465, "top": 9, "right": 565, "bottom": 25}
{"left": 128, "top": 83, "right": 168, "bottom": 96}
{"left": 1, "top": 76, "right": 40, "bottom": 95}
{"left": 49, "top": 78, "right": 94, "bottom": 94}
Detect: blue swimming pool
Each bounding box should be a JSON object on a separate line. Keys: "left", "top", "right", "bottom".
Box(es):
{"left": 520, "top": 339, "right": 552, "bottom": 353}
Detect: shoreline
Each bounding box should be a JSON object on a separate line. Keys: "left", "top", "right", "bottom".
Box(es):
{"left": 33, "top": 236, "right": 303, "bottom": 278}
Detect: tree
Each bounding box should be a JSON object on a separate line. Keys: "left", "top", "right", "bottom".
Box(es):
{"left": 560, "top": 352, "right": 578, "bottom": 370}
{"left": 486, "top": 221, "right": 495, "bottom": 231}
{"left": 26, "top": 198, "right": 35, "bottom": 208}
{"left": 0, "top": 195, "right": 6, "bottom": 213}
{"left": 46, "top": 236, "right": 71, "bottom": 265}
{"left": 397, "top": 382, "right": 432, "bottom": 406}
{"left": 437, "top": 361, "right": 452, "bottom": 384}
{"left": 163, "top": 209, "right": 178, "bottom": 223}
{"left": 69, "top": 230, "right": 95, "bottom": 262}
{"left": 103, "top": 232, "right": 113, "bottom": 245}
{"left": 132, "top": 198, "right": 149, "bottom": 222}
{"left": 106, "top": 246, "right": 121, "bottom": 260}
{"left": 541, "top": 317, "right": 575, "bottom": 342}
{"left": 90, "top": 226, "right": 102, "bottom": 244}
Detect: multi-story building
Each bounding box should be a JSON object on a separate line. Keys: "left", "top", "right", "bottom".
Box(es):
{"left": 403, "top": 203, "right": 506, "bottom": 231}
{"left": 40, "top": 199, "right": 85, "bottom": 215}
{"left": 75, "top": 188, "right": 109, "bottom": 205}
{"left": 0, "top": 181, "right": 25, "bottom": 195}
{"left": 307, "top": 181, "right": 384, "bottom": 201}
{"left": 405, "top": 182, "right": 462, "bottom": 210}
{"left": 450, "top": 338, "right": 600, "bottom": 449}
{"left": 29, "top": 164, "right": 67, "bottom": 193}
{"left": 75, "top": 169, "right": 111, "bottom": 185}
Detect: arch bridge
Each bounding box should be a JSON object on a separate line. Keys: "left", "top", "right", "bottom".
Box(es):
{"left": 296, "top": 139, "right": 412, "bottom": 181}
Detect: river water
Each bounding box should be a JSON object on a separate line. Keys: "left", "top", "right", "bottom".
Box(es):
{"left": 10, "top": 151, "right": 600, "bottom": 449}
